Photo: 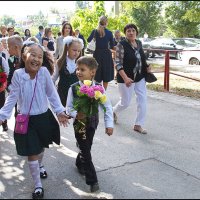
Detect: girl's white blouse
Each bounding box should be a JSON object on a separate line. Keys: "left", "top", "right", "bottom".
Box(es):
{"left": 52, "top": 56, "right": 76, "bottom": 84}
{"left": 0, "top": 67, "right": 65, "bottom": 121}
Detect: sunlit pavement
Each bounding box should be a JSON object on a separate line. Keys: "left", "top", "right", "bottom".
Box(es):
{"left": 1, "top": 83, "right": 200, "bottom": 199}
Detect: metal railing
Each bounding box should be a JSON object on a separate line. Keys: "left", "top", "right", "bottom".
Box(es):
{"left": 143, "top": 48, "right": 200, "bottom": 91}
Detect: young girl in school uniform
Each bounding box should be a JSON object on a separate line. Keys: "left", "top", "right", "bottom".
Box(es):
{"left": 0, "top": 42, "right": 69, "bottom": 199}
{"left": 52, "top": 36, "right": 84, "bottom": 107}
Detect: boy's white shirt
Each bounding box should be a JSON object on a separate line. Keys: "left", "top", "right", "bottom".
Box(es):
{"left": 66, "top": 80, "right": 114, "bottom": 128}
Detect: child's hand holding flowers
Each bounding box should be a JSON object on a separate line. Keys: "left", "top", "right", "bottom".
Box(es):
{"left": 73, "top": 80, "right": 107, "bottom": 117}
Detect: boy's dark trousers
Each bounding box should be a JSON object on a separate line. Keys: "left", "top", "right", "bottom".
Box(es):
{"left": 74, "top": 121, "right": 98, "bottom": 186}
{"left": 0, "top": 91, "right": 8, "bottom": 129}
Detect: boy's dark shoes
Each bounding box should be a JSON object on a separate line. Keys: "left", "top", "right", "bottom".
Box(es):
{"left": 90, "top": 182, "right": 99, "bottom": 193}
{"left": 32, "top": 187, "right": 44, "bottom": 199}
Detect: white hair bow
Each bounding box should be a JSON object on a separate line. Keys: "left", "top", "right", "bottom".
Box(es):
{"left": 63, "top": 36, "right": 84, "bottom": 49}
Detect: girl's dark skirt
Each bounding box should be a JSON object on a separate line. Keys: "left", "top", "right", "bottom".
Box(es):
{"left": 93, "top": 49, "right": 114, "bottom": 82}
{"left": 14, "top": 109, "right": 60, "bottom": 156}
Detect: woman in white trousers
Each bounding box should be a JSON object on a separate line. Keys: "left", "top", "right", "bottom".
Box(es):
{"left": 113, "top": 23, "right": 151, "bottom": 134}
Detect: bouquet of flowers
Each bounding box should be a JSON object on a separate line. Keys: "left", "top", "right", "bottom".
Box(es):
{"left": 73, "top": 80, "right": 107, "bottom": 116}
{"left": 0, "top": 67, "right": 7, "bottom": 93}
{"left": 73, "top": 80, "right": 107, "bottom": 136}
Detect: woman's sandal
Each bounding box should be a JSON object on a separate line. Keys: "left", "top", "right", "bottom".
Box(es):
{"left": 133, "top": 125, "right": 147, "bottom": 134}
{"left": 32, "top": 187, "right": 44, "bottom": 199}
{"left": 40, "top": 166, "right": 48, "bottom": 179}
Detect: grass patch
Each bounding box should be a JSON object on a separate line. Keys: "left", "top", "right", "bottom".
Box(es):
{"left": 147, "top": 66, "right": 200, "bottom": 100}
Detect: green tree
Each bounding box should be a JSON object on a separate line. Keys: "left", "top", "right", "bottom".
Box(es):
{"left": 182, "top": 1, "right": 200, "bottom": 23}
{"left": 165, "top": 1, "right": 200, "bottom": 37}
{"left": 93, "top": 1, "right": 106, "bottom": 17}
{"left": 71, "top": 1, "right": 106, "bottom": 40}
{"left": 0, "top": 15, "right": 15, "bottom": 26}
{"left": 71, "top": 1, "right": 130, "bottom": 42}
{"left": 121, "top": 1, "right": 164, "bottom": 37}
{"left": 51, "top": 26, "right": 61, "bottom": 38}
{"left": 107, "top": 15, "right": 131, "bottom": 35}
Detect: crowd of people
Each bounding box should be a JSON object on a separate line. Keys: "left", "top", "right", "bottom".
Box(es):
{"left": 0, "top": 15, "right": 152, "bottom": 199}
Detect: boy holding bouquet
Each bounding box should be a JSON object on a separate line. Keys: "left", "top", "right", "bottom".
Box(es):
{"left": 66, "top": 56, "right": 114, "bottom": 193}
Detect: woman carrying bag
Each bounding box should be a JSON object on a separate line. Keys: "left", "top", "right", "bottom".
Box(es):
{"left": 87, "top": 16, "right": 114, "bottom": 90}
{"left": 113, "top": 23, "right": 152, "bottom": 134}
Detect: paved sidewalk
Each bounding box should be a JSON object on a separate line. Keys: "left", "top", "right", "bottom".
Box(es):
{"left": 0, "top": 81, "right": 200, "bottom": 199}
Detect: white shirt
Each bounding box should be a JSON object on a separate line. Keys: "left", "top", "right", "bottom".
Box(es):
{"left": 66, "top": 81, "right": 114, "bottom": 128}
{"left": 1, "top": 56, "right": 9, "bottom": 76}
{"left": 0, "top": 67, "right": 65, "bottom": 121}
{"left": 52, "top": 56, "right": 76, "bottom": 84}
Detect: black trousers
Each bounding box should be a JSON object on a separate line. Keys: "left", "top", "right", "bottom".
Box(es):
{"left": 74, "top": 121, "right": 98, "bottom": 185}
{"left": 0, "top": 91, "right": 7, "bottom": 128}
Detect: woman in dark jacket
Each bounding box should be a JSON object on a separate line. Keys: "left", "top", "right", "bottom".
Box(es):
{"left": 87, "top": 16, "right": 114, "bottom": 90}
{"left": 113, "top": 23, "right": 151, "bottom": 134}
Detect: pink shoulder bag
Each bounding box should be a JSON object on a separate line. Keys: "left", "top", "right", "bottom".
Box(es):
{"left": 15, "top": 74, "right": 38, "bottom": 135}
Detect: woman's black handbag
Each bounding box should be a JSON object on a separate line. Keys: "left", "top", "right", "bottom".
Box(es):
{"left": 145, "top": 72, "right": 157, "bottom": 83}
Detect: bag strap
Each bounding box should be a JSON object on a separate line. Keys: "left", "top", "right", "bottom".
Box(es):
{"left": 93, "top": 29, "right": 97, "bottom": 41}
{"left": 27, "top": 73, "right": 38, "bottom": 115}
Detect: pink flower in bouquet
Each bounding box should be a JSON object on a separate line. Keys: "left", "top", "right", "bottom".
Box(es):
{"left": 87, "top": 87, "right": 95, "bottom": 98}
{"left": 93, "top": 85, "right": 104, "bottom": 94}
{"left": 80, "top": 85, "right": 89, "bottom": 94}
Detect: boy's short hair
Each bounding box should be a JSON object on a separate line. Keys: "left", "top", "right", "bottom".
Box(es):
{"left": 76, "top": 56, "right": 98, "bottom": 70}
{"left": 39, "top": 26, "right": 44, "bottom": 30}
{"left": 7, "top": 35, "right": 23, "bottom": 47}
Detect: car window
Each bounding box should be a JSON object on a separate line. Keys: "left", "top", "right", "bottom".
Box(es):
{"left": 173, "top": 39, "right": 197, "bottom": 47}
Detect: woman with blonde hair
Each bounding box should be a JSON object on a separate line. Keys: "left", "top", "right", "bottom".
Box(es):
{"left": 87, "top": 15, "right": 114, "bottom": 90}
{"left": 52, "top": 36, "right": 84, "bottom": 106}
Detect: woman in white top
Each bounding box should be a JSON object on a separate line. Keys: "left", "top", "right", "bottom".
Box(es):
{"left": 54, "top": 22, "right": 74, "bottom": 60}
{"left": 0, "top": 42, "right": 69, "bottom": 199}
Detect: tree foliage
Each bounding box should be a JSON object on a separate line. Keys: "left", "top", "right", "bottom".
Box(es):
{"left": 0, "top": 15, "right": 15, "bottom": 26}
{"left": 164, "top": 1, "right": 200, "bottom": 37}
{"left": 1, "top": 1, "right": 200, "bottom": 39}
{"left": 71, "top": 1, "right": 130, "bottom": 41}
{"left": 121, "top": 1, "right": 164, "bottom": 37}
{"left": 182, "top": 1, "right": 200, "bottom": 23}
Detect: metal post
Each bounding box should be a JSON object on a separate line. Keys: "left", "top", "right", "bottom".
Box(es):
{"left": 115, "top": 1, "right": 119, "bottom": 16}
{"left": 164, "top": 51, "right": 170, "bottom": 91}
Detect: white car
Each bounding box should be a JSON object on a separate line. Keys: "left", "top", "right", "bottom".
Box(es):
{"left": 179, "top": 45, "right": 200, "bottom": 65}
